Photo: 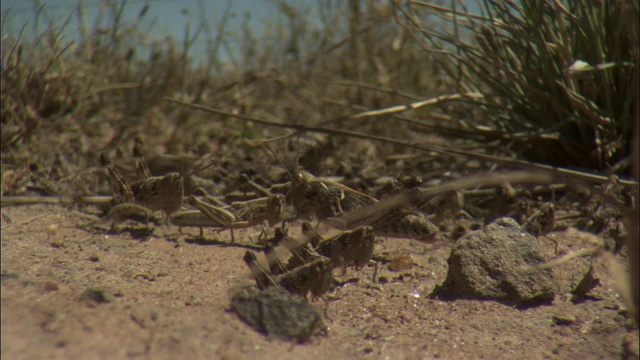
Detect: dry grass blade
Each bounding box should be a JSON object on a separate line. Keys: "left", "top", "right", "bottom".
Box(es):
{"left": 628, "top": 94, "right": 639, "bottom": 324}
{"left": 0, "top": 196, "right": 112, "bottom": 206}
{"left": 166, "top": 97, "right": 637, "bottom": 188}
{"left": 396, "top": 0, "right": 638, "bottom": 171}
{"left": 327, "top": 171, "right": 555, "bottom": 230}
{"left": 523, "top": 247, "right": 603, "bottom": 271}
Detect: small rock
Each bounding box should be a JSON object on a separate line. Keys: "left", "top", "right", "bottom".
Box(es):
{"left": 389, "top": 255, "right": 414, "bottom": 271}
{"left": 80, "top": 286, "right": 113, "bottom": 303}
{"left": 449, "top": 224, "right": 467, "bottom": 240}
{"left": 43, "top": 281, "right": 59, "bottom": 292}
{"left": 552, "top": 314, "right": 577, "bottom": 325}
{"left": 432, "top": 217, "right": 556, "bottom": 306}
{"left": 230, "top": 287, "right": 327, "bottom": 343}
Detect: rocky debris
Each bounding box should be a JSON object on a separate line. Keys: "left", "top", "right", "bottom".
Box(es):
{"left": 432, "top": 217, "right": 556, "bottom": 306}
{"left": 389, "top": 255, "right": 414, "bottom": 271}
{"left": 80, "top": 286, "right": 113, "bottom": 304}
{"left": 571, "top": 264, "right": 600, "bottom": 300}
{"left": 230, "top": 287, "right": 327, "bottom": 343}
{"left": 552, "top": 313, "right": 577, "bottom": 325}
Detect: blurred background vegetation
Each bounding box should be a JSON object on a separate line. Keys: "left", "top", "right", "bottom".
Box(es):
{"left": 1, "top": 0, "right": 638, "bottom": 197}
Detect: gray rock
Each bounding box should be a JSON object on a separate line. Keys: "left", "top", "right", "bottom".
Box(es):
{"left": 230, "top": 287, "right": 327, "bottom": 343}
{"left": 432, "top": 217, "right": 555, "bottom": 306}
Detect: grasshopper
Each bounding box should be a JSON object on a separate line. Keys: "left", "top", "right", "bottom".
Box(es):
{"left": 170, "top": 209, "right": 231, "bottom": 237}
{"left": 243, "top": 251, "right": 278, "bottom": 289}
{"left": 231, "top": 194, "right": 285, "bottom": 227}
{"left": 237, "top": 173, "right": 272, "bottom": 197}
{"left": 285, "top": 166, "right": 439, "bottom": 241}
{"left": 285, "top": 222, "right": 376, "bottom": 271}
{"left": 183, "top": 192, "right": 284, "bottom": 243}
{"left": 287, "top": 167, "right": 377, "bottom": 221}
{"left": 523, "top": 202, "right": 559, "bottom": 254}
{"left": 419, "top": 189, "right": 466, "bottom": 224}
{"left": 193, "top": 187, "right": 229, "bottom": 207}
{"left": 262, "top": 227, "right": 315, "bottom": 268}
{"left": 371, "top": 208, "right": 439, "bottom": 243}
{"left": 186, "top": 195, "right": 248, "bottom": 243}
{"left": 130, "top": 136, "right": 183, "bottom": 221}
{"left": 243, "top": 250, "right": 333, "bottom": 299}
{"left": 99, "top": 147, "right": 183, "bottom": 226}
{"left": 103, "top": 203, "right": 159, "bottom": 233}
{"left": 278, "top": 255, "right": 333, "bottom": 299}
{"left": 263, "top": 241, "right": 289, "bottom": 276}
{"left": 194, "top": 186, "right": 285, "bottom": 226}
{"left": 132, "top": 136, "right": 153, "bottom": 180}
{"left": 523, "top": 203, "right": 555, "bottom": 236}
{"left": 309, "top": 225, "right": 375, "bottom": 269}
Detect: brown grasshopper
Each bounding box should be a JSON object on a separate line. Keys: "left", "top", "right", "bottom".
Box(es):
{"left": 243, "top": 251, "right": 278, "bottom": 289}
{"left": 523, "top": 203, "right": 555, "bottom": 236}
{"left": 261, "top": 227, "right": 314, "bottom": 269}
{"left": 130, "top": 137, "right": 184, "bottom": 220}
{"left": 285, "top": 166, "right": 439, "bottom": 241}
{"left": 231, "top": 194, "right": 285, "bottom": 228}
{"left": 278, "top": 255, "right": 333, "bottom": 298}
{"left": 263, "top": 240, "right": 289, "bottom": 276}
{"left": 132, "top": 136, "right": 153, "bottom": 180}
{"left": 182, "top": 192, "right": 284, "bottom": 243}
{"left": 312, "top": 225, "right": 375, "bottom": 269}
{"left": 193, "top": 186, "right": 285, "bottom": 226}
{"left": 371, "top": 208, "right": 439, "bottom": 243}
{"left": 287, "top": 167, "right": 377, "bottom": 221}
{"left": 243, "top": 250, "right": 333, "bottom": 299}
{"left": 102, "top": 203, "right": 159, "bottom": 232}
{"left": 193, "top": 187, "right": 229, "bottom": 207}
{"left": 170, "top": 209, "right": 231, "bottom": 237}
{"left": 523, "top": 202, "right": 558, "bottom": 254}
{"left": 236, "top": 173, "right": 273, "bottom": 197}
{"left": 99, "top": 148, "right": 183, "bottom": 226}
{"left": 284, "top": 222, "right": 376, "bottom": 271}
{"left": 185, "top": 195, "right": 248, "bottom": 243}
{"left": 419, "top": 189, "right": 466, "bottom": 224}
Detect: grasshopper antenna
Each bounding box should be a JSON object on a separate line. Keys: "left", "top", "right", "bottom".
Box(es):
{"left": 133, "top": 135, "right": 152, "bottom": 180}
{"left": 259, "top": 143, "right": 295, "bottom": 181}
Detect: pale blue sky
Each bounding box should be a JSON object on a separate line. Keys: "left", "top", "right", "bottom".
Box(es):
{"left": 1, "top": 1, "right": 482, "bottom": 66}
{"left": 1, "top": 0, "right": 302, "bottom": 65}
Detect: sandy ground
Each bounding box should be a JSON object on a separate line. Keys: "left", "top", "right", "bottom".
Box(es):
{"left": 1, "top": 204, "right": 638, "bottom": 359}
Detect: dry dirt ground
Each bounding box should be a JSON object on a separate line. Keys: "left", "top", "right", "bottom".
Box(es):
{"left": 1, "top": 204, "right": 638, "bottom": 359}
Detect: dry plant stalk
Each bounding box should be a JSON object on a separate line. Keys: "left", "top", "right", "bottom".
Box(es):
{"left": 167, "top": 97, "right": 637, "bottom": 188}
{"left": 327, "top": 171, "right": 556, "bottom": 230}
{"left": 396, "top": 0, "right": 637, "bottom": 171}
{"left": 629, "top": 98, "right": 639, "bottom": 324}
